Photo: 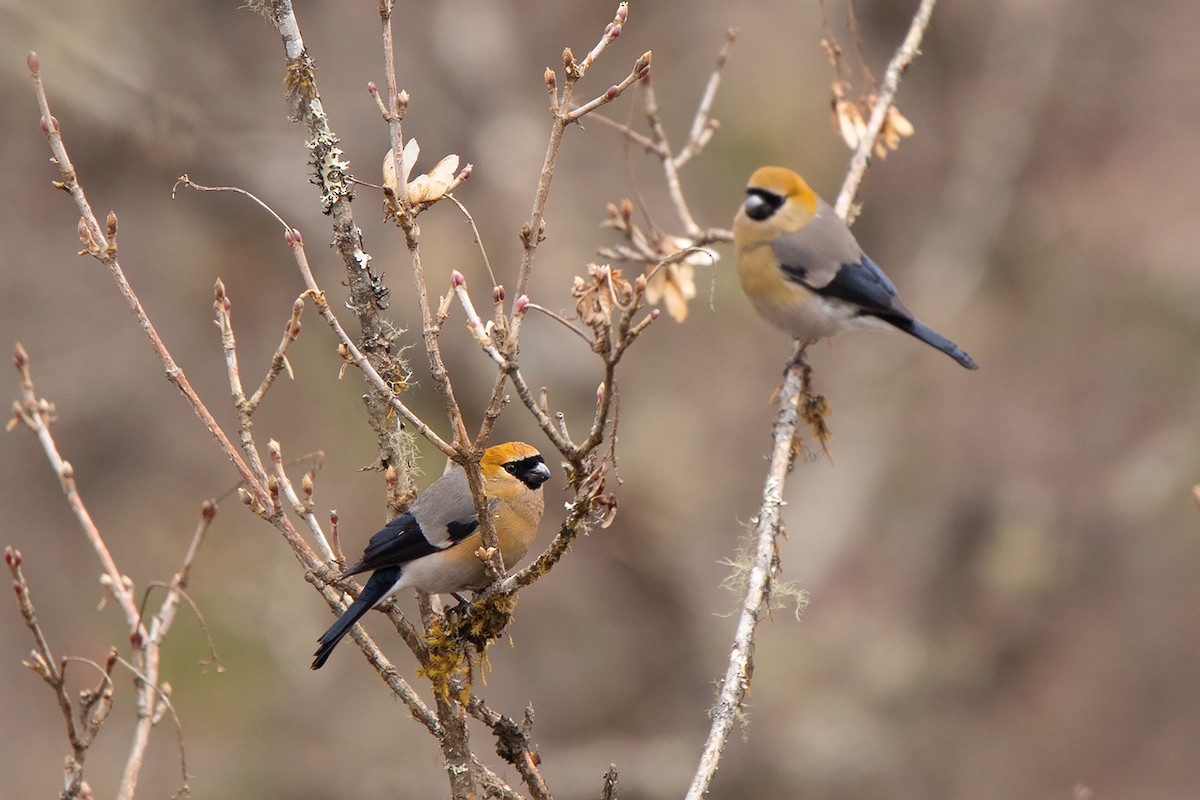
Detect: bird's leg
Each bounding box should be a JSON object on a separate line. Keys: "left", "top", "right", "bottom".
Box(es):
{"left": 786, "top": 338, "right": 812, "bottom": 372}
{"left": 446, "top": 593, "right": 472, "bottom": 615}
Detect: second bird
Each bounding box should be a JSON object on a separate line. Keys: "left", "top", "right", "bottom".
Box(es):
{"left": 733, "top": 166, "right": 977, "bottom": 369}
{"left": 312, "top": 442, "right": 551, "bottom": 670}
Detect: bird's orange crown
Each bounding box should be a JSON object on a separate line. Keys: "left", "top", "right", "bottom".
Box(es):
{"left": 482, "top": 441, "right": 542, "bottom": 471}
{"left": 746, "top": 166, "right": 818, "bottom": 215}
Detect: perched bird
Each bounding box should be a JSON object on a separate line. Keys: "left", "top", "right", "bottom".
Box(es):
{"left": 733, "top": 166, "right": 977, "bottom": 369}
{"left": 312, "top": 442, "right": 551, "bottom": 670}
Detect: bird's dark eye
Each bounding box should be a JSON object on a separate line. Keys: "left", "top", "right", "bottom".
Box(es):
{"left": 504, "top": 463, "right": 519, "bottom": 475}
{"left": 744, "top": 189, "right": 783, "bottom": 221}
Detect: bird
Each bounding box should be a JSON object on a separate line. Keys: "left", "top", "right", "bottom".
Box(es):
{"left": 733, "top": 166, "right": 978, "bottom": 369}
{"left": 312, "top": 442, "right": 551, "bottom": 670}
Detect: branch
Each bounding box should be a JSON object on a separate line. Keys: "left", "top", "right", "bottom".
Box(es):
{"left": 689, "top": 2, "right": 940, "bottom": 794}
{"left": 834, "top": 0, "right": 938, "bottom": 219}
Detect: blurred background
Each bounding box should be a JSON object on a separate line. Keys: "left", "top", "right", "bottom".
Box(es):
{"left": 3, "top": 0, "right": 1200, "bottom": 797}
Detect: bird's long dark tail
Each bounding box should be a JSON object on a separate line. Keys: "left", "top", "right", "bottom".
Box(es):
{"left": 312, "top": 567, "right": 401, "bottom": 670}
{"left": 883, "top": 314, "right": 978, "bottom": 370}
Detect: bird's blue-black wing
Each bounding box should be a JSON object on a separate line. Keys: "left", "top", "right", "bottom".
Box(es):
{"left": 813, "top": 254, "right": 910, "bottom": 319}
{"left": 341, "top": 512, "right": 479, "bottom": 578}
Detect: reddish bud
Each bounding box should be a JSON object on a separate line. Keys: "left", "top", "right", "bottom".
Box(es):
{"left": 609, "top": 23, "right": 622, "bottom": 39}
{"left": 650, "top": 308, "right": 660, "bottom": 320}
{"left": 5, "top": 546, "right": 20, "bottom": 567}
{"left": 50, "top": 116, "right": 60, "bottom": 132}
{"left": 27, "top": 51, "right": 39, "bottom": 75}
{"left": 458, "top": 165, "right": 472, "bottom": 180}
{"left": 61, "top": 461, "right": 73, "bottom": 480}
{"left": 544, "top": 68, "right": 557, "bottom": 92}
{"left": 106, "top": 211, "right": 117, "bottom": 238}
{"left": 214, "top": 279, "right": 226, "bottom": 302}
{"left": 616, "top": 3, "right": 628, "bottom": 24}
{"left": 367, "top": 81, "right": 377, "bottom": 95}
{"left": 130, "top": 631, "right": 143, "bottom": 648}
{"left": 515, "top": 295, "right": 530, "bottom": 315}
{"left": 291, "top": 228, "right": 303, "bottom": 245}
{"left": 293, "top": 297, "right": 305, "bottom": 314}
{"left": 284, "top": 229, "right": 294, "bottom": 245}
{"left": 302, "top": 472, "right": 314, "bottom": 497}
{"left": 268, "top": 439, "right": 282, "bottom": 463}
{"left": 451, "top": 269, "right": 466, "bottom": 288}
{"left": 330, "top": 510, "right": 339, "bottom": 525}
{"left": 13, "top": 343, "right": 28, "bottom": 370}
{"left": 290, "top": 322, "right": 302, "bottom": 337}
{"left": 562, "top": 47, "right": 575, "bottom": 69}
{"left": 605, "top": 86, "right": 619, "bottom": 100}
{"left": 12, "top": 581, "right": 21, "bottom": 597}
{"left": 493, "top": 285, "right": 506, "bottom": 304}
{"left": 201, "top": 500, "right": 217, "bottom": 521}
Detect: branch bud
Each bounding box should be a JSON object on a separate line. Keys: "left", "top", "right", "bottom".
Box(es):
{"left": 77, "top": 218, "right": 95, "bottom": 253}
{"left": 544, "top": 68, "right": 557, "bottom": 93}
{"left": 267, "top": 439, "right": 282, "bottom": 464}
{"left": 493, "top": 285, "right": 506, "bottom": 304}
{"left": 200, "top": 500, "right": 217, "bottom": 521}
{"left": 60, "top": 460, "right": 73, "bottom": 481}
{"left": 451, "top": 269, "right": 466, "bottom": 288}
{"left": 13, "top": 343, "right": 28, "bottom": 371}
{"left": 4, "top": 546, "right": 20, "bottom": 567}
{"left": 615, "top": 2, "right": 628, "bottom": 24}
{"left": 607, "top": 23, "right": 622, "bottom": 40}
{"left": 514, "top": 295, "right": 530, "bottom": 315}
{"left": 106, "top": 211, "right": 117, "bottom": 238}
{"left": 367, "top": 81, "right": 377, "bottom": 96}
{"left": 635, "top": 51, "right": 652, "bottom": 80}
{"left": 27, "top": 51, "right": 39, "bottom": 75}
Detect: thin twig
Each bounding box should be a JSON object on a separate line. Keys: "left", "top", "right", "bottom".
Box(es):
{"left": 834, "top": 0, "right": 938, "bottom": 219}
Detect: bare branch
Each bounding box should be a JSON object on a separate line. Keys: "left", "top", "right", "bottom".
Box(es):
{"left": 685, "top": 347, "right": 806, "bottom": 800}
{"left": 834, "top": 0, "right": 938, "bottom": 219}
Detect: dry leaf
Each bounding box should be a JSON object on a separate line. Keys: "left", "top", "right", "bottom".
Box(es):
{"left": 835, "top": 98, "right": 866, "bottom": 150}
{"left": 383, "top": 141, "right": 459, "bottom": 204}
{"left": 645, "top": 262, "right": 696, "bottom": 322}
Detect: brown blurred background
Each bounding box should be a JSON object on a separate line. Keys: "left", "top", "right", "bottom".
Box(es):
{"left": 4, "top": 0, "right": 1200, "bottom": 797}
